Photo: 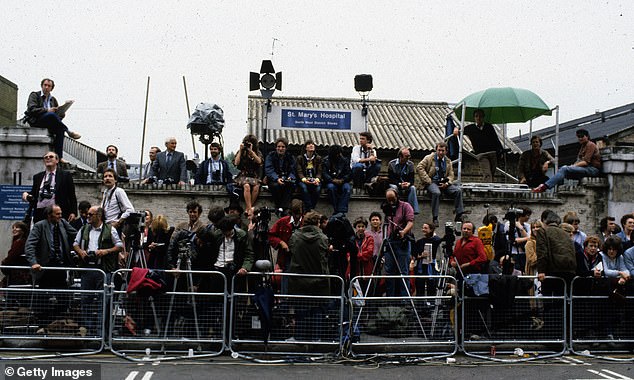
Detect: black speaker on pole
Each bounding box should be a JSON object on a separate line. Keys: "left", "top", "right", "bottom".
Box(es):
{"left": 354, "top": 74, "right": 373, "bottom": 92}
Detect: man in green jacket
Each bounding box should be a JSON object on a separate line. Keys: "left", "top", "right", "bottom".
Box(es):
{"left": 535, "top": 209, "right": 577, "bottom": 295}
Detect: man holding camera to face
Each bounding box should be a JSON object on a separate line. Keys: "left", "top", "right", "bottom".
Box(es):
{"left": 417, "top": 142, "right": 464, "bottom": 227}
{"left": 383, "top": 188, "right": 415, "bottom": 297}
{"left": 194, "top": 142, "right": 236, "bottom": 196}
{"left": 22, "top": 151, "right": 77, "bottom": 224}
{"left": 73, "top": 206, "right": 123, "bottom": 334}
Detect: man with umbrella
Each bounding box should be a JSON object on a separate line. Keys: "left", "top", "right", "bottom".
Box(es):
{"left": 456, "top": 109, "right": 503, "bottom": 182}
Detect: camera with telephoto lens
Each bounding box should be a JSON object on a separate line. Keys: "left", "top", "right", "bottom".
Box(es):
{"left": 280, "top": 176, "right": 296, "bottom": 185}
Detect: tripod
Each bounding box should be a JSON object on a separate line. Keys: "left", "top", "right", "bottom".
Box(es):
{"left": 115, "top": 224, "right": 161, "bottom": 336}
{"left": 163, "top": 245, "right": 201, "bottom": 340}
{"left": 353, "top": 218, "right": 427, "bottom": 339}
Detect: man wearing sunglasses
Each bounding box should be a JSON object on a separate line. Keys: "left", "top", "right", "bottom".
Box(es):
{"left": 22, "top": 152, "right": 77, "bottom": 223}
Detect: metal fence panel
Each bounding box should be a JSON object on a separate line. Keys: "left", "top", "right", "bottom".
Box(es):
{"left": 0, "top": 266, "right": 106, "bottom": 359}
{"left": 569, "top": 276, "right": 634, "bottom": 361}
{"left": 109, "top": 269, "right": 227, "bottom": 361}
{"left": 348, "top": 275, "right": 458, "bottom": 358}
{"left": 229, "top": 272, "right": 345, "bottom": 359}
{"left": 461, "top": 275, "right": 566, "bottom": 362}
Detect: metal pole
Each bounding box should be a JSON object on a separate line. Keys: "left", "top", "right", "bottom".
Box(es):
{"left": 529, "top": 119, "right": 533, "bottom": 142}
{"left": 457, "top": 101, "right": 466, "bottom": 183}
{"left": 554, "top": 105, "right": 560, "bottom": 174}
{"left": 139, "top": 76, "right": 150, "bottom": 181}
{"left": 182, "top": 76, "right": 197, "bottom": 156}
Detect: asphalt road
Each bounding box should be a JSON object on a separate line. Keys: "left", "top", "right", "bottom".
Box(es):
{"left": 2, "top": 354, "right": 634, "bottom": 380}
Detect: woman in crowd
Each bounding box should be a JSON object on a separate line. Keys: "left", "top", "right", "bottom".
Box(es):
{"left": 296, "top": 139, "right": 322, "bottom": 212}
{"left": 1, "top": 221, "right": 31, "bottom": 287}
{"left": 233, "top": 134, "right": 263, "bottom": 218}
{"left": 145, "top": 214, "right": 174, "bottom": 270}
{"left": 616, "top": 214, "right": 634, "bottom": 251}
{"left": 410, "top": 221, "right": 441, "bottom": 296}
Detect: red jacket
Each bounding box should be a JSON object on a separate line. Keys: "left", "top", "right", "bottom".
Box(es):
{"left": 451, "top": 235, "right": 489, "bottom": 274}
{"left": 269, "top": 216, "right": 303, "bottom": 269}
{"left": 347, "top": 235, "right": 375, "bottom": 278}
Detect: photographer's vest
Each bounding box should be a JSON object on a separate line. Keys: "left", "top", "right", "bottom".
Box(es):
{"left": 79, "top": 223, "right": 116, "bottom": 272}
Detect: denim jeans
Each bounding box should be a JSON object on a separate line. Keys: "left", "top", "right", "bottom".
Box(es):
{"left": 545, "top": 165, "right": 600, "bottom": 189}
{"left": 383, "top": 239, "right": 411, "bottom": 297}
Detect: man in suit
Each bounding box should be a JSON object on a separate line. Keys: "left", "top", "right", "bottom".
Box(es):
{"left": 194, "top": 142, "right": 236, "bottom": 196}
{"left": 22, "top": 151, "right": 77, "bottom": 223}
{"left": 96, "top": 145, "right": 129, "bottom": 179}
{"left": 25, "top": 204, "right": 77, "bottom": 287}
{"left": 70, "top": 200, "right": 91, "bottom": 230}
{"left": 24, "top": 204, "right": 77, "bottom": 326}
{"left": 141, "top": 146, "right": 161, "bottom": 181}
{"left": 149, "top": 137, "right": 187, "bottom": 185}
{"left": 24, "top": 78, "right": 81, "bottom": 159}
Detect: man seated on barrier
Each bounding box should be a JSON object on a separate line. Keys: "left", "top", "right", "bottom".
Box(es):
{"left": 532, "top": 129, "right": 602, "bottom": 193}
{"left": 264, "top": 137, "right": 297, "bottom": 213}
{"left": 387, "top": 147, "right": 419, "bottom": 215}
{"left": 73, "top": 206, "right": 123, "bottom": 335}
{"left": 24, "top": 204, "right": 77, "bottom": 325}
{"left": 194, "top": 142, "right": 236, "bottom": 197}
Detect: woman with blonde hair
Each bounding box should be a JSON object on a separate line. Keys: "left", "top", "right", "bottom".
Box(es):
{"left": 145, "top": 214, "right": 174, "bottom": 269}
{"left": 525, "top": 219, "right": 544, "bottom": 330}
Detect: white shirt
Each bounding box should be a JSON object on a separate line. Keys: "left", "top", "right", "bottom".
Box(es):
{"left": 101, "top": 186, "right": 135, "bottom": 223}
{"left": 73, "top": 222, "right": 123, "bottom": 251}
{"left": 215, "top": 231, "right": 235, "bottom": 268}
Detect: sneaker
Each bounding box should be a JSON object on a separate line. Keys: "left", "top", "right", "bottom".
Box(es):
{"left": 531, "top": 184, "right": 548, "bottom": 193}
{"left": 67, "top": 131, "right": 81, "bottom": 139}
{"left": 454, "top": 213, "right": 464, "bottom": 222}
{"left": 433, "top": 218, "right": 439, "bottom": 228}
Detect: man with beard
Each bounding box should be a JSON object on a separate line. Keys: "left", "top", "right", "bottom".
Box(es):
{"left": 97, "top": 145, "right": 129, "bottom": 179}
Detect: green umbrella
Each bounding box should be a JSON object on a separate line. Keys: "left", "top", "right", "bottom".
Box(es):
{"left": 454, "top": 87, "right": 552, "bottom": 123}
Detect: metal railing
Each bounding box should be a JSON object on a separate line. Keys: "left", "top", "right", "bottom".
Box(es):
{"left": 0, "top": 266, "right": 106, "bottom": 360}
{"left": 109, "top": 269, "right": 227, "bottom": 361}
{"left": 348, "top": 275, "right": 458, "bottom": 358}
{"left": 569, "top": 276, "right": 634, "bottom": 361}
{"left": 229, "top": 272, "right": 345, "bottom": 360}
{"left": 461, "top": 275, "right": 567, "bottom": 362}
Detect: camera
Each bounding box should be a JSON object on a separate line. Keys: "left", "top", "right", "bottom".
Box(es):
{"left": 39, "top": 186, "right": 54, "bottom": 200}
{"left": 225, "top": 262, "right": 237, "bottom": 273}
{"left": 212, "top": 169, "right": 221, "bottom": 182}
{"left": 125, "top": 212, "right": 146, "bottom": 230}
{"left": 280, "top": 176, "right": 296, "bottom": 185}
{"left": 381, "top": 201, "right": 397, "bottom": 217}
{"left": 244, "top": 142, "right": 252, "bottom": 150}
{"left": 84, "top": 251, "right": 100, "bottom": 267}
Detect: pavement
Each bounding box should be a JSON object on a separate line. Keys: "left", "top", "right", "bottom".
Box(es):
{"left": 2, "top": 353, "right": 634, "bottom": 380}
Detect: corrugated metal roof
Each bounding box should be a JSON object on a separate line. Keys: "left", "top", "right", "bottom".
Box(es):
{"left": 512, "top": 103, "right": 634, "bottom": 151}
{"left": 248, "top": 95, "right": 522, "bottom": 153}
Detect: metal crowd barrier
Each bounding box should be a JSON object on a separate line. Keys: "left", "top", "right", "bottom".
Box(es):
{"left": 0, "top": 266, "right": 106, "bottom": 359}
{"left": 229, "top": 272, "right": 345, "bottom": 360}
{"left": 348, "top": 275, "right": 458, "bottom": 358}
{"left": 461, "top": 275, "right": 567, "bottom": 362}
{"left": 569, "top": 276, "right": 634, "bottom": 361}
{"left": 109, "top": 269, "right": 227, "bottom": 361}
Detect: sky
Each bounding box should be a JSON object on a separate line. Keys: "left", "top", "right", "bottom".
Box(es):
{"left": 2, "top": 0, "right": 633, "bottom": 164}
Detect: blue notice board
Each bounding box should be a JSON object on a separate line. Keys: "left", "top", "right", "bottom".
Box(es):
{"left": 281, "top": 109, "right": 352, "bottom": 130}
{"left": 0, "top": 185, "right": 31, "bottom": 220}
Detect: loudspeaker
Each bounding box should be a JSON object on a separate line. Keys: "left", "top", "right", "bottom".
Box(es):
{"left": 354, "top": 74, "right": 373, "bottom": 92}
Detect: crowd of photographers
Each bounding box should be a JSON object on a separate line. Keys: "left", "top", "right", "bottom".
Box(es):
{"left": 3, "top": 122, "right": 628, "bottom": 338}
